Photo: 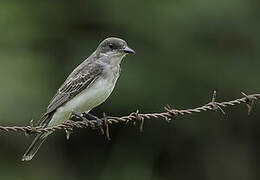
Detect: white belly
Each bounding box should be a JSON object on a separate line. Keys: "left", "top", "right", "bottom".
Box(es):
{"left": 48, "top": 75, "right": 118, "bottom": 127}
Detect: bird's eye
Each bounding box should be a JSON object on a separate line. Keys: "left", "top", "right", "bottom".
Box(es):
{"left": 108, "top": 43, "right": 115, "bottom": 49}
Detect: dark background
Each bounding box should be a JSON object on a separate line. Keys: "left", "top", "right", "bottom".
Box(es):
{"left": 0, "top": 0, "right": 260, "bottom": 179}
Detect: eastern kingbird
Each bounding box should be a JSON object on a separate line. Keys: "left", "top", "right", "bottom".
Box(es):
{"left": 22, "top": 37, "right": 135, "bottom": 161}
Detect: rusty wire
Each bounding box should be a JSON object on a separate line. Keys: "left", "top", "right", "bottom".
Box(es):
{"left": 0, "top": 91, "right": 259, "bottom": 136}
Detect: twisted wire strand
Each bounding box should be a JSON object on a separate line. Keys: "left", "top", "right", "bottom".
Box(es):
{"left": 0, "top": 91, "right": 259, "bottom": 135}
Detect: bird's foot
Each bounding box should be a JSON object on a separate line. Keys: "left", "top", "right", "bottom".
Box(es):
{"left": 69, "top": 111, "right": 92, "bottom": 127}
{"left": 70, "top": 111, "right": 82, "bottom": 121}
{"left": 82, "top": 112, "right": 103, "bottom": 128}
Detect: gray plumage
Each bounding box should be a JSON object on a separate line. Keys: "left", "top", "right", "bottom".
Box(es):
{"left": 22, "top": 37, "right": 135, "bottom": 161}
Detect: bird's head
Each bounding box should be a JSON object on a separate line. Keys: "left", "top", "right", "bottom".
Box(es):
{"left": 96, "top": 37, "right": 135, "bottom": 65}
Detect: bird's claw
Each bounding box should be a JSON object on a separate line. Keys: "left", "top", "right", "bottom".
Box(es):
{"left": 70, "top": 111, "right": 103, "bottom": 129}
{"left": 82, "top": 112, "right": 103, "bottom": 129}
{"left": 69, "top": 111, "right": 82, "bottom": 121}
{"left": 70, "top": 111, "right": 93, "bottom": 126}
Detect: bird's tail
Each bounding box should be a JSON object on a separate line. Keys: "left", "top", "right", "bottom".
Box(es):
{"left": 22, "top": 113, "right": 54, "bottom": 161}
{"left": 22, "top": 132, "right": 52, "bottom": 161}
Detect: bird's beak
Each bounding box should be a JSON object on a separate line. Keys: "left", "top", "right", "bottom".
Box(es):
{"left": 122, "top": 46, "right": 135, "bottom": 54}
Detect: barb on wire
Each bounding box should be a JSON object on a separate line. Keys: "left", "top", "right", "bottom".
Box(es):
{"left": 103, "top": 112, "right": 110, "bottom": 140}
{"left": 134, "top": 110, "right": 144, "bottom": 132}
{"left": 241, "top": 92, "right": 256, "bottom": 115}
{"left": 0, "top": 91, "right": 259, "bottom": 136}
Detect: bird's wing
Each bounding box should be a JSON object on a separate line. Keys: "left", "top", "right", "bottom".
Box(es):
{"left": 40, "top": 62, "right": 102, "bottom": 126}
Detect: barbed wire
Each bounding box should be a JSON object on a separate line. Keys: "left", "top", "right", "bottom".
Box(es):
{"left": 0, "top": 91, "right": 259, "bottom": 138}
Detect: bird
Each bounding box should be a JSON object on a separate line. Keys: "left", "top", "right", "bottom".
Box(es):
{"left": 22, "top": 37, "right": 135, "bottom": 161}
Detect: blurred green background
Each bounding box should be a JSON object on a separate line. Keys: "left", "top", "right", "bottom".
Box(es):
{"left": 0, "top": 0, "right": 260, "bottom": 179}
